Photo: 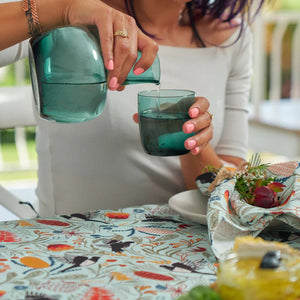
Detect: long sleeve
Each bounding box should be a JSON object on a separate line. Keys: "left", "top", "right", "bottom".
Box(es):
{"left": 215, "top": 26, "right": 253, "bottom": 160}
{"left": 0, "top": 0, "right": 30, "bottom": 66}
{"left": 0, "top": 40, "right": 29, "bottom": 67}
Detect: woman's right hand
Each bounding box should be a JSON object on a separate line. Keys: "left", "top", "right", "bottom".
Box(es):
{"left": 63, "top": 0, "right": 158, "bottom": 90}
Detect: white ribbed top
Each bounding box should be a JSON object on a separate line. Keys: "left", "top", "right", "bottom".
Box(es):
{"left": 0, "top": 25, "right": 253, "bottom": 216}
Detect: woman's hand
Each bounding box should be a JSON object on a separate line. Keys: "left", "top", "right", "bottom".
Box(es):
{"left": 182, "top": 97, "right": 213, "bottom": 155}
{"left": 132, "top": 96, "right": 213, "bottom": 156}
{"left": 63, "top": 0, "right": 158, "bottom": 90}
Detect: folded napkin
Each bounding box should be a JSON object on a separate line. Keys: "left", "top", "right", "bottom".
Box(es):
{"left": 196, "top": 161, "right": 300, "bottom": 258}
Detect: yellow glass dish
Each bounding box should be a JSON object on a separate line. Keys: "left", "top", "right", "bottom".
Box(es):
{"left": 217, "top": 251, "right": 300, "bottom": 300}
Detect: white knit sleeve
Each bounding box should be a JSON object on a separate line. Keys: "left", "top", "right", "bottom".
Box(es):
{"left": 0, "top": 40, "right": 29, "bottom": 67}
{"left": 215, "top": 26, "right": 253, "bottom": 160}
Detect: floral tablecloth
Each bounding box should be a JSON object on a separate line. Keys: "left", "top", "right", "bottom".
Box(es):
{"left": 0, "top": 204, "right": 299, "bottom": 300}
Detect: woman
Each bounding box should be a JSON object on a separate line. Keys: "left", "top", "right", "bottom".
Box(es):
{"left": 1, "top": 0, "right": 265, "bottom": 216}
{"left": 0, "top": 0, "right": 158, "bottom": 89}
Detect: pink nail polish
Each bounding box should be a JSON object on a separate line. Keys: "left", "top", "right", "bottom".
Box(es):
{"left": 186, "top": 139, "right": 196, "bottom": 149}
{"left": 190, "top": 108, "right": 200, "bottom": 118}
{"left": 191, "top": 147, "right": 200, "bottom": 155}
{"left": 133, "top": 67, "right": 145, "bottom": 76}
{"left": 107, "top": 59, "right": 114, "bottom": 71}
{"left": 109, "top": 77, "right": 118, "bottom": 90}
{"left": 185, "top": 123, "right": 195, "bottom": 133}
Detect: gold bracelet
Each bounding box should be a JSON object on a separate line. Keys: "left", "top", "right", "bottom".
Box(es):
{"left": 22, "top": 0, "right": 43, "bottom": 37}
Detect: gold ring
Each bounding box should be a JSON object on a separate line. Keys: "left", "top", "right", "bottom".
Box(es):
{"left": 114, "top": 29, "right": 129, "bottom": 39}
{"left": 206, "top": 110, "right": 213, "bottom": 123}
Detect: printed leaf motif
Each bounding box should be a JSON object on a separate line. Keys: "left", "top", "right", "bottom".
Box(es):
{"left": 20, "top": 257, "right": 50, "bottom": 269}
{"left": 23, "top": 270, "right": 45, "bottom": 279}
{"left": 111, "top": 271, "right": 132, "bottom": 280}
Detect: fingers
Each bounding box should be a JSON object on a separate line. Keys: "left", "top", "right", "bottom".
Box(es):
{"left": 116, "top": 30, "right": 158, "bottom": 89}
{"left": 184, "top": 125, "right": 213, "bottom": 155}
{"left": 95, "top": 8, "right": 114, "bottom": 71}
{"left": 135, "top": 30, "right": 159, "bottom": 73}
{"left": 67, "top": 0, "right": 158, "bottom": 91}
{"left": 182, "top": 97, "right": 213, "bottom": 155}
{"left": 132, "top": 113, "right": 139, "bottom": 124}
{"left": 112, "top": 17, "right": 138, "bottom": 86}
{"left": 108, "top": 20, "right": 158, "bottom": 89}
{"left": 188, "top": 97, "right": 210, "bottom": 118}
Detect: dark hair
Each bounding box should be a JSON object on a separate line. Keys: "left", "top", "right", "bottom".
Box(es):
{"left": 124, "top": 0, "right": 266, "bottom": 47}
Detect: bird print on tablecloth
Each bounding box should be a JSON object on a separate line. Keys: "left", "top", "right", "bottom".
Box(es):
{"left": 160, "top": 259, "right": 215, "bottom": 275}
{"left": 61, "top": 212, "right": 107, "bottom": 224}
{"left": 52, "top": 254, "right": 101, "bottom": 273}
{"left": 142, "top": 214, "right": 181, "bottom": 223}
{"left": 106, "top": 239, "right": 134, "bottom": 253}
{"left": 25, "top": 291, "right": 59, "bottom": 300}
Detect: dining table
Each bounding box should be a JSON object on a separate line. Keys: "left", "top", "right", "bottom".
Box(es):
{"left": 0, "top": 203, "right": 299, "bottom": 300}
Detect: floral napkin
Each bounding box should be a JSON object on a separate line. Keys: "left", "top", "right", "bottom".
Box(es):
{"left": 196, "top": 161, "right": 300, "bottom": 258}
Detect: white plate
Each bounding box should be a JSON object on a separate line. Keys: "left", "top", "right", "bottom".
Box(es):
{"left": 168, "top": 189, "right": 208, "bottom": 225}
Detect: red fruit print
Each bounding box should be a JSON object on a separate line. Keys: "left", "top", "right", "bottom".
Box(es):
{"left": 0, "top": 290, "right": 6, "bottom": 297}
{"left": 224, "top": 190, "right": 233, "bottom": 214}
{"left": 47, "top": 244, "right": 75, "bottom": 251}
{"left": 0, "top": 231, "right": 21, "bottom": 242}
{"left": 81, "top": 287, "right": 114, "bottom": 300}
{"left": 36, "top": 220, "right": 70, "bottom": 226}
{"left": 192, "top": 246, "right": 207, "bottom": 252}
{"left": 178, "top": 224, "right": 191, "bottom": 229}
{"left": 134, "top": 271, "right": 174, "bottom": 281}
{"left": 105, "top": 212, "right": 130, "bottom": 219}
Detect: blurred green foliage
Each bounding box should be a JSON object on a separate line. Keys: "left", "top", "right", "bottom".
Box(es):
{"left": 0, "top": 58, "right": 31, "bottom": 87}
{"left": 0, "top": 59, "right": 35, "bottom": 179}
{"left": 279, "top": 0, "right": 300, "bottom": 10}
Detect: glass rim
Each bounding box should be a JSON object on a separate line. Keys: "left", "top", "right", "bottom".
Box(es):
{"left": 218, "top": 250, "right": 300, "bottom": 272}
{"left": 138, "top": 89, "right": 195, "bottom": 98}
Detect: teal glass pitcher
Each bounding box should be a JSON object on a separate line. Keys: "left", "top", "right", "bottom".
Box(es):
{"left": 29, "top": 26, "right": 160, "bottom": 123}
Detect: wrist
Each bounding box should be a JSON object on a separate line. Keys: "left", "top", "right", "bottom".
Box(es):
{"left": 37, "top": 0, "right": 68, "bottom": 32}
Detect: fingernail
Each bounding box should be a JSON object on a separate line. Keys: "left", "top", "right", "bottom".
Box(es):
{"left": 190, "top": 108, "right": 200, "bottom": 118}
{"left": 186, "top": 139, "right": 196, "bottom": 149}
{"left": 107, "top": 59, "right": 114, "bottom": 71}
{"left": 184, "top": 123, "right": 195, "bottom": 133}
{"left": 109, "top": 76, "right": 118, "bottom": 90}
{"left": 133, "top": 67, "right": 145, "bottom": 76}
{"left": 191, "top": 147, "right": 200, "bottom": 155}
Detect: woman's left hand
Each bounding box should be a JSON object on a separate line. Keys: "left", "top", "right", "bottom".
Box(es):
{"left": 132, "top": 96, "right": 213, "bottom": 155}
{"left": 182, "top": 96, "right": 213, "bottom": 155}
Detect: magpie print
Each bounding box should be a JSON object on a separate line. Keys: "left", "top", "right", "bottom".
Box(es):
{"left": 57, "top": 255, "right": 101, "bottom": 272}
{"left": 160, "top": 259, "right": 215, "bottom": 275}
{"left": 107, "top": 239, "right": 134, "bottom": 253}
{"left": 61, "top": 212, "right": 107, "bottom": 224}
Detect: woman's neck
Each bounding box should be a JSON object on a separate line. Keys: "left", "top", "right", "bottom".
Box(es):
{"left": 134, "top": 0, "right": 187, "bottom": 29}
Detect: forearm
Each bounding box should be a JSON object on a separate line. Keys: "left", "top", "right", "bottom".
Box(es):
{"left": 0, "top": 0, "right": 66, "bottom": 51}
{"left": 180, "top": 144, "right": 222, "bottom": 190}
{"left": 180, "top": 144, "right": 244, "bottom": 190}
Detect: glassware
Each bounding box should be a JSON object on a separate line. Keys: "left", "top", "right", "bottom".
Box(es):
{"left": 217, "top": 250, "right": 300, "bottom": 300}
{"left": 138, "top": 89, "right": 195, "bottom": 156}
{"left": 29, "top": 26, "right": 160, "bottom": 123}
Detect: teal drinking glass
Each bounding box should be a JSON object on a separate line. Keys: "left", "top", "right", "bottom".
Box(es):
{"left": 138, "top": 89, "right": 195, "bottom": 156}
{"left": 29, "top": 26, "right": 160, "bottom": 123}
